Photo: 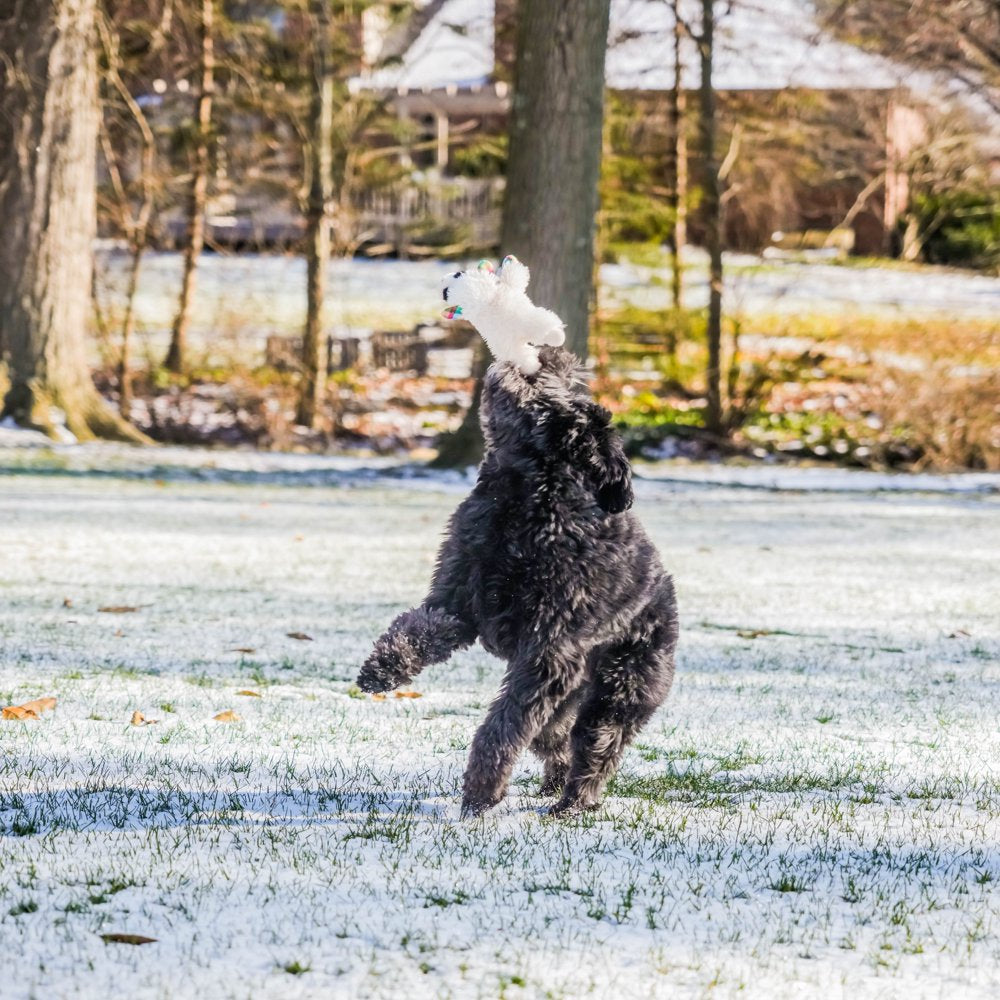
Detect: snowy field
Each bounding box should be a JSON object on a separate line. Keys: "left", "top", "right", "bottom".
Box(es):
{"left": 1, "top": 454, "right": 999, "bottom": 999}
{"left": 93, "top": 250, "right": 1000, "bottom": 365}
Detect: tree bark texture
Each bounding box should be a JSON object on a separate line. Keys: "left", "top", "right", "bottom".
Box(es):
{"left": 297, "top": 0, "right": 335, "bottom": 429}
{"left": 500, "top": 0, "right": 612, "bottom": 360}
{"left": 698, "top": 0, "right": 723, "bottom": 435}
{"left": 0, "top": 0, "right": 146, "bottom": 441}
{"left": 165, "top": 0, "right": 214, "bottom": 374}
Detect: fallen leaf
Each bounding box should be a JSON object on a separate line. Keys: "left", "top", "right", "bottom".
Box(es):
{"left": 114, "top": 629, "right": 124, "bottom": 638}
{"left": 230, "top": 647, "right": 257, "bottom": 654}
{"left": 100, "top": 933, "right": 157, "bottom": 946}
{"left": 293, "top": 535, "right": 304, "bottom": 542}
{"left": 20, "top": 697, "right": 56, "bottom": 715}
{"left": 235, "top": 690, "right": 261, "bottom": 698}
{"left": 213, "top": 710, "right": 241, "bottom": 722}
{"left": 395, "top": 691, "right": 423, "bottom": 699}
{"left": 62, "top": 597, "right": 73, "bottom": 608}
{"left": 737, "top": 629, "right": 772, "bottom": 639}
{"left": 286, "top": 632, "right": 313, "bottom": 641}
{"left": 99, "top": 605, "right": 139, "bottom": 614}
{"left": 130, "top": 711, "right": 158, "bottom": 727}
{"left": 2, "top": 706, "right": 39, "bottom": 720}
{"left": 947, "top": 629, "right": 971, "bottom": 638}
{"left": 371, "top": 693, "right": 387, "bottom": 701}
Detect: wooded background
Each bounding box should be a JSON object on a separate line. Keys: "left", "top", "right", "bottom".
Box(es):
{"left": 1, "top": 0, "right": 997, "bottom": 466}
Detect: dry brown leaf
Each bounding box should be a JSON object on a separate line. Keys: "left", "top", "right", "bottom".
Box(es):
{"left": 98, "top": 605, "right": 139, "bottom": 614}
{"left": 2, "top": 705, "right": 39, "bottom": 720}
{"left": 395, "top": 691, "right": 423, "bottom": 699}
{"left": 371, "top": 693, "right": 387, "bottom": 701}
{"left": 130, "top": 711, "right": 159, "bottom": 727}
{"left": 62, "top": 597, "right": 73, "bottom": 608}
{"left": 20, "top": 697, "right": 56, "bottom": 715}
{"left": 230, "top": 647, "right": 257, "bottom": 654}
{"left": 286, "top": 632, "right": 313, "bottom": 641}
{"left": 235, "top": 690, "right": 261, "bottom": 698}
{"left": 100, "top": 933, "right": 157, "bottom": 946}
{"left": 737, "top": 629, "right": 772, "bottom": 639}
{"left": 213, "top": 710, "right": 241, "bottom": 723}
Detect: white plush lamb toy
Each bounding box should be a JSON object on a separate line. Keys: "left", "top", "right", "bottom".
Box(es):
{"left": 440, "top": 255, "right": 566, "bottom": 376}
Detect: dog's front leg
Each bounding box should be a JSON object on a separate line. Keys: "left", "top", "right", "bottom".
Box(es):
{"left": 461, "top": 649, "right": 583, "bottom": 818}
{"left": 357, "top": 605, "right": 476, "bottom": 693}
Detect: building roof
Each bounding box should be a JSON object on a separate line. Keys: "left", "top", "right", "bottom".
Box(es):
{"left": 355, "top": 0, "right": 914, "bottom": 94}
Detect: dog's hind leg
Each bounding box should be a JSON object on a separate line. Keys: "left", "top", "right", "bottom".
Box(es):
{"left": 530, "top": 686, "right": 586, "bottom": 797}
{"left": 552, "top": 588, "right": 678, "bottom": 815}
{"left": 462, "top": 648, "right": 585, "bottom": 818}
{"left": 357, "top": 604, "right": 476, "bottom": 694}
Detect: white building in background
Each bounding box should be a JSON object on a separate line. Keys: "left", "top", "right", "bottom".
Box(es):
{"left": 350, "top": 0, "right": 995, "bottom": 255}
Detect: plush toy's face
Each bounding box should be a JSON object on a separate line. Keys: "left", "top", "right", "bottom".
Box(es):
{"left": 440, "top": 260, "right": 499, "bottom": 320}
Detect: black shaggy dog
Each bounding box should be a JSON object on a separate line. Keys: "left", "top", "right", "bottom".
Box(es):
{"left": 358, "top": 347, "right": 678, "bottom": 817}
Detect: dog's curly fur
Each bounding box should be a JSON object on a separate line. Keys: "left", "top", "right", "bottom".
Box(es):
{"left": 358, "top": 347, "right": 678, "bottom": 817}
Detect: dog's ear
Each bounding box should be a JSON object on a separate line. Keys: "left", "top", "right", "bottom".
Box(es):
{"left": 596, "top": 467, "right": 634, "bottom": 515}
{"left": 497, "top": 254, "right": 530, "bottom": 294}
{"left": 585, "top": 403, "right": 634, "bottom": 514}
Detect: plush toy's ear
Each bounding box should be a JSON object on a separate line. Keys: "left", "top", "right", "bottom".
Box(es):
{"left": 498, "top": 254, "right": 530, "bottom": 293}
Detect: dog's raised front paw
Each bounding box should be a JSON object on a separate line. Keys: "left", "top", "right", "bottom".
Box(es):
{"left": 356, "top": 653, "right": 403, "bottom": 694}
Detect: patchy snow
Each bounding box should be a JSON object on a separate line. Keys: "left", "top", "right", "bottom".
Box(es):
{"left": 3, "top": 435, "right": 998, "bottom": 496}
{"left": 601, "top": 252, "right": 1000, "bottom": 320}
{"left": 636, "top": 462, "right": 1000, "bottom": 495}
{"left": 1, "top": 453, "right": 999, "bottom": 998}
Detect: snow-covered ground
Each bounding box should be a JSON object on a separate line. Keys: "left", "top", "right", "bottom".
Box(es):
{"left": 93, "top": 250, "right": 1000, "bottom": 366}
{"left": 1, "top": 454, "right": 999, "bottom": 999}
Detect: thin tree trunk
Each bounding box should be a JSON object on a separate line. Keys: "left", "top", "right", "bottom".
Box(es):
{"left": 698, "top": 0, "right": 723, "bottom": 435}
{"left": 165, "top": 0, "right": 214, "bottom": 374}
{"left": 118, "top": 244, "right": 143, "bottom": 416}
{"left": 297, "top": 0, "right": 335, "bottom": 429}
{"left": 0, "top": 0, "right": 147, "bottom": 442}
{"left": 501, "top": 0, "right": 612, "bottom": 359}
{"left": 667, "top": 1, "right": 688, "bottom": 328}
{"left": 97, "top": 13, "right": 156, "bottom": 418}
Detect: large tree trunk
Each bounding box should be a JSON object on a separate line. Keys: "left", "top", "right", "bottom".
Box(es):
{"left": 500, "top": 0, "right": 612, "bottom": 360}
{"left": 296, "top": 0, "right": 335, "bottom": 429}
{"left": 165, "top": 0, "right": 214, "bottom": 374}
{"left": 698, "top": 0, "right": 723, "bottom": 435}
{"left": 0, "top": 0, "right": 146, "bottom": 442}
{"left": 433, "top": 0, "right": 611, "bottom": 468}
